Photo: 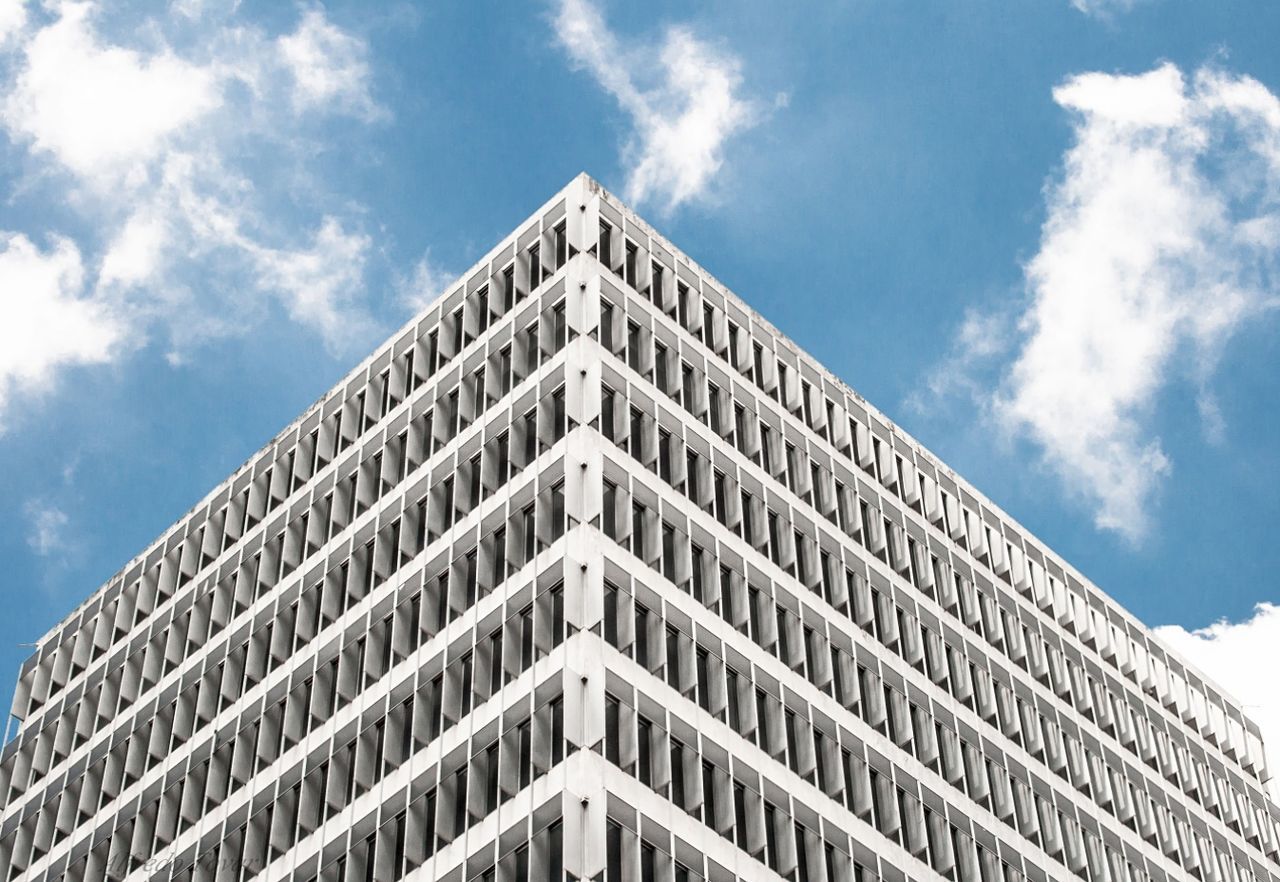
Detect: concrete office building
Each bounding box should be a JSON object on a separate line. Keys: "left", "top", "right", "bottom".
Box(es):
{"left": 1, "top": 174, "right": 1277, "bottom": 882}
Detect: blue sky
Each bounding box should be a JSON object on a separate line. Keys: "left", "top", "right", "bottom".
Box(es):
{"left": 1, "top": 0, "right": 1278, "bottom": 763}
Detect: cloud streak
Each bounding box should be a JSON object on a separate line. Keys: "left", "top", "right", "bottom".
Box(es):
{"left": 553, "top": 0, "right": 760, "bottom": 212}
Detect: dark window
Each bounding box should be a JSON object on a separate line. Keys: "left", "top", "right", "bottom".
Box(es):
{"left": 604, "top": 582, "right": 620, "bottom": 647}
{"left": 606, "top": 821, "right": 623, "bottom": 882}
{"left": 602, "top": 481, "right": 618, "bottom": 539}
{"left": 605, "top": 696, "right": 621, "bottom": 765}
{"left": 637, "top": 717, "right": 653, "bottom": 786}
{"left": 671, "top": 741, "right": 686, "bottom": 808}
{"left": 599, "top": 222, "right": 613, "bottom": 266}
{"left": 666, "top": 626, "right": 681, "bottom": 690}
{"left": 600, "top": 301, "right": 615, "bottom": 352}
{"left": 696, "top": 648, "right": 712, "bottom": 713}
{"left": 662, "top": 522, "right": 676, "bottom": 582}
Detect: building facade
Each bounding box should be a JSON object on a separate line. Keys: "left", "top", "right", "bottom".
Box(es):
{"left": 1, "top": 173, "right": 1277, "bottom": 882}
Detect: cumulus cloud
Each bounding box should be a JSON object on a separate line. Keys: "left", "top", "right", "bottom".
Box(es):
{"left": 279, "top": 7, "right": 379, "bottom": 118}
{"left": 553, "top": 0, "right": 760, "bottom": 212}
{"left": 942, "top": 63, "right": 1280, "bottom": 542}
{"left": 0, "top": 1, "right": 383, "bottom": 424}
{"left": 0, "top": 0, "right": 26, "bottom": 46}
{"left": 24, "top": 499, "right": 70, "bottom": 556}
{"left": 1155, "top": 604, "right": 1280, "bottom": 784}
{"left": 2, "top": 2, "right": 221, "bottom": 186}
{"left": 0, "top": 232, "right": 126, "bottom": 428}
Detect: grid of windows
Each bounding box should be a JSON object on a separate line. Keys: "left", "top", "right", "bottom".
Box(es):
{"left": 1, "top": 185, "right": 578, "bottom": 882}
{"left": 2, "top": 174, "right": 1275, "bottom": 882}
{"left": 596, "top": 370, "right": 1279, "bottom": 875}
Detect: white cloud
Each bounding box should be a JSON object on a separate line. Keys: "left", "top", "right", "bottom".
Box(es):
{"left": 1155, "top": 604, "right": 1280, "bottom": 787}
{"left": 979, "top": 63, "right": 1280, "bottom": 541}
{"left": 2, "top": 1, "right": 221, "bottom": 187}
{"left": 252, "top": 216, "right": 374, "bottom": 351}
{"left": 279, "top": 8, "right": 377, "bottom": 118}
{"left": 0, "top": 232, "right": 126, "bottom": 427}
{"left": 99, "top": 209, "right": 169, "bottom": 289}
{"left": 1070, "top": 0, "right": 1146, "bottom": 18}
{"left": 24, "top": 499, "right": 70, "bottom": 556}
{"left": 0, "top": 1, "right": 386, "bottom": 424}
{"left": 398, "top": 249, "right": 455, "bottom": 313}
{"left": 553, "top": 0, "right": 759, "bottom": 212}
{"left": 0, "top": 0, "right": 26, "bottom": 46}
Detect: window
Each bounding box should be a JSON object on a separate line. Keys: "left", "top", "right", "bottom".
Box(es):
{"left": 476, "top": 286, "right": 490, "bottom": 334}
{"left": 601, "top": 386, "right": 616, "bottom": 443}
{"left": 658, "top": 430, "right": 674, "bottom": 483}
{"left": 488, "top": 631, "right": 503, "bottom": 695}
{"left": 713, "top": 471, "right": 728, "bottom": 526}
{"left": 691, "top": 545, "right": 706, "bottom": 601}
{"left": 603, "top": 481, "right": 619, "bottom": 539}
{"left": 638, "top": 717, "right": 653, "bottom": 786}
{"left": 605, "top": 696, "right": 621, "bottom": 765}
{"left": 502, "top": 266, "right": 515, "bottom": 311}
{"left": 632, "top": 502, "right": 647, "bottom": 559}
{"left": 551, "top": 387, "right": 566, "bottom": 442}
{"left": 604, "top": 582, "right": 620, "bottom": 647}
{"left": 495, "top": 431, "right": 511, "bottom": 484}
{"left": 600, "top": 301, "right": 615, "bottom": 352}
{"left": 702, "top": 761, "right": 717, "bottom": 828}
{"left": 671, "top": 741, "right": 687, "bottom": 808}
{"left": 625, "top": 241, "right": 638, "bottom": 288}
{"left": 554, "top": 222, "right": 567, "bottom": 267}
{"left": 627, "top": 322, "right": 642, "bottom": 373}
{"left": 553, "top": 302, "right": 567, "bottom": 350}
{"left": 666, "top": 626, "right": 681, "bottom": 690}
{"left": 523, "top": 411, "right": 537, "bottom": 463}
{"left": 518, "top": 720, "right": 532, "bottom": 789}
{"left": 734, "top": 781, "right": 749, "bottom": 850}
{"left": 662, "top": 522, "right": 677, "bottom": 582}
{"left": 696, "top": 647, "right": 712, "bottom": 713}
{"left": 599, "top": 222, "right": 613, "bottom": 268}
{"left": 635, "top": 604, "right": 650, "bottom": 668}
{"left": 726, "top": 667, "right": 742, "bottom": 732}
{"left": 459, "top": 652, "right": 473, "bottom": 716}
{"left": 528, "top": 243, "right": 542, "bottom": 290}
{"left": 451, "top": 308, "right": 464, "bottom": 355}
{"left": 522, "top": 505, "right": 536, "bottom": 563}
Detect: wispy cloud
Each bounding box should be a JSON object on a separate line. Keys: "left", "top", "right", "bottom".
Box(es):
{"left": 553, "top": 0, "right": 763, "bottom": 213}
{"left": 397, "top": 249, "right": 456, "bottom": 314}
{"left": 279, "top": 7, "right": 381, "bottom": 119}
{"left": 1070, "top": 0, "right": 1149, "bottom": 18}
{"left": 24, "top": 498, "right": 70, "bottom": 557}
{"left": 1155, "top": 604, "right": 1280, "bottom": 787}
{"left": 929, "top": 63, "right": 1280, "bottom": 542}
{"left": 0, "top": 1, "right": 383, "bottom": 426}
